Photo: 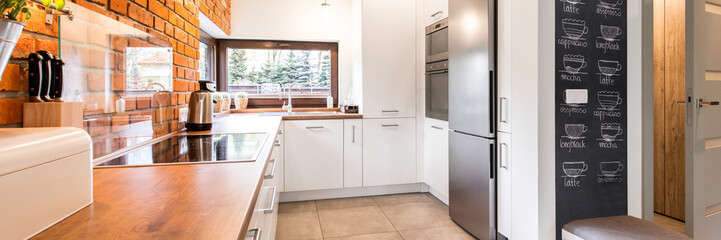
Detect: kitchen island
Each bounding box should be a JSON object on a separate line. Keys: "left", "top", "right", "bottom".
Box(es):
{"left": 31, "top": 114, "right": 282, "bottom": 240}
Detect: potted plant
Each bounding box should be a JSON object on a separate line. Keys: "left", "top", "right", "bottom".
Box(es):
{"left": 235, "top": 92, "right": 248, "bottom": 110}
{"left": 212, "top": 92, "right": 223, "bottom": 113}
{"left": 0, "top": 0, "right": 65, "bottom": 76}
{"left": 220, "top": 92, "right": 230, "bottom": 111}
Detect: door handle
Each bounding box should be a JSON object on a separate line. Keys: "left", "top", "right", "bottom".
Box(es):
{"left": 264, "top": 159, "right": 276, "bottom": 179}
{"left": 306, "top": 126, "right": 324, "bottom": 129}
{"left": 697, "top": 98, "right": 720, "bottom": 108}
{"left": 431, "top": 11, "right": 443, "bottom": 18}
{"left": 259, "top": 186, "right": 277, "bottom": 214}
{"left": 500, "top": 97, "right": 508, "bottom": 123}
{"left": 351, "top": 125, "right": 356, "bottom": 143}
{"left": 382, "top": 124, "right": 399, "bottom": 128}
{"left": 246, "top": 229, "right": 261, "bottom": 240}
{"left": 431, "top": 125, "right": 443, "bottom": 130}
{"left": 382, "top": 109, "right": 399, "bottom": 113}
{"left": 274, "top": 139, "right": 281, "bottom": 147}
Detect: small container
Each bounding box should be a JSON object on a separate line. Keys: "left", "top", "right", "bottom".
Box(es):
{"left": 115, "top": 95, "right": 126, "bottom": 113}
{"left": 326, "top": 95, "right": 333, "bottom": 108}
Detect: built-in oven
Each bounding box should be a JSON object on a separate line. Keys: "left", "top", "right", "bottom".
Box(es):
{"left": 426, "top": 18, "right": 448, "bottom": 64}
{"left": 426, "top": 60, "right": 449, "bottom": 120}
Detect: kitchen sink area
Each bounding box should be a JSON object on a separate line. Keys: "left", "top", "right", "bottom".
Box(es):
{"left": 260, "top": 111, "right": 342, "bottom": 116}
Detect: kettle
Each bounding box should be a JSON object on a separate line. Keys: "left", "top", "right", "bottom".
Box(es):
{"left": 187, "top": 81, "right": 215, "bottom": 131}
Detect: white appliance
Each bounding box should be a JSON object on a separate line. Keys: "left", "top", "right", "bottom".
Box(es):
{"left": 0, "top": 127, "right": 92, "bottom": 240}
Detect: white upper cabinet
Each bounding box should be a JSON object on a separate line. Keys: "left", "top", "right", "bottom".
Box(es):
{"left": 284, "top": 120, "right": 344, "bottom": 192}
{"left": 362, "top": 118, "right": 417, "bottom": 186}
{"left": 497, "top": 0, "right": 511, "bottom": 133}
{"left": 362, "top": 0, "right": 417, "bottom": 118}
{"left": 423, "top": 0, "right": 449, "bottom": 26}
{"left": 423, "top": 118, "right": 449, "bottom": 201}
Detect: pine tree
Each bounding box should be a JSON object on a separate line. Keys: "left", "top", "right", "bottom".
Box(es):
{"left": 318, "top": 52, "right": 331, "bottom": 87}
{"left": 227, "top": 49, "right": 248, "bottom": 85}
{"left": 295, "top": 51, "right": 313, "bottom": 86}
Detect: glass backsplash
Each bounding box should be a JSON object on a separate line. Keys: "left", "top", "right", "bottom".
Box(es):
{"left": 60, "top": 2, "right": 181, "bottom": 159}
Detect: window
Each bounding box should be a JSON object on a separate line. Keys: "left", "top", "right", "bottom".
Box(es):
{"left": 198, "top": 41, "right": 215, "bottom": 81}
{"left": 126, "top": 47, "right": 173, "bottom": 91}
{"left": 218, "top": 40, "right": 338, "bottom": 108}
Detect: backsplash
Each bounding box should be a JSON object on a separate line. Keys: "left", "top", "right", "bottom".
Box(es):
{"left": 0, "top": 0, "right": 231, "bottom": 159}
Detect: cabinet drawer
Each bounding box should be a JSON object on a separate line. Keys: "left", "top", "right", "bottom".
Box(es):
{"left": 284, "top": 120, "right": 344, "bottom": 191}
{"left": 362, "top": 118, "right": 417, "bottom": 186}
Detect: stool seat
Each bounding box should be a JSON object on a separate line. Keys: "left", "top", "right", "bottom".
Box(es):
{"left": 562, "top": 215, "right": 691, "bottom": 240}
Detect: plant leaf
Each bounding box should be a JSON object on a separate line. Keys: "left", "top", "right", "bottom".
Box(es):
{"left": 40, "top": 0, "right": 51, "bottom": 8}
{"left": 22, "top": 7, "right": 30, "bottom": 20}
{"left": 54, "top": 0, "right": 64, "bottom": 10}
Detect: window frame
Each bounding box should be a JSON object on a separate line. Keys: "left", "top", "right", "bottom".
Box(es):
{"left": 217, "top": 39, "right": 339, "bottom": 108}
{"left": 199, "top": 30, "right": 217, "bottom": 82}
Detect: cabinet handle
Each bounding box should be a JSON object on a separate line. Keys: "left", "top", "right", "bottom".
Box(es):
{"left": 352, "top": 125, "right": 356, "bottom": 143}
{"left": 382, "top": 124, "right": 399, "bottom": 128}
{"left": 500, "top": 143, "right": 509, "bottom": 169}
{"left": 264, "top": 159, "right": 277, "bottom": 179}
{"left": 500, "top": 97, "right": 509, "bottom": 123}
{"left": 431, "top": 125, "right": 443, "bottom": 130}
{"left": 246, "top": 228, "right": 261, "bottom": 240}
{"left": 382, "top": 109, "right": 399, "bottom": 113}
{"left": 260, "top": 186, "right": 278, "bottom": 214}
{"left": 278, "top": 129, "right": 283, "bottom": 135}
{"left": 431, "top": 10, "right": 443, "bottom": 18}
{"left": 274, "top": 139, "right": 281, "bottom": 147}
{"left": 306, "top": 126, "right": 324, "bottom": 129}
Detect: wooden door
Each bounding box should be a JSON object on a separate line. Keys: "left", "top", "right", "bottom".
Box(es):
{"left": 653, "top": 0, "right": 686, "bottom": 221}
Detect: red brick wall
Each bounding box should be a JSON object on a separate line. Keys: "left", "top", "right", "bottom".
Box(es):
{"left": 0, "top": 0, "right": 231, "bottom": 158}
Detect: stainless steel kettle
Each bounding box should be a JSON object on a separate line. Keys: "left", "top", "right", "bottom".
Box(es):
{"left": 187, "top": 81, "right": 215, "bottom": 131}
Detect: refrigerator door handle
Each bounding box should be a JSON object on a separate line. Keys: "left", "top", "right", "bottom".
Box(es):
{"left": 490, "top": 141, "right": 496, "bottom": 179}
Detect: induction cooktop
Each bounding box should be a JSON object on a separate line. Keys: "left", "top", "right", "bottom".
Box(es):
{"left": 95, "top": 133, "right": 268, "bottom": 168}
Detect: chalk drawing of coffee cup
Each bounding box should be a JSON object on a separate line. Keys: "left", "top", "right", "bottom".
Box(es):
{"left": 600, "top": 25, "right": 622, "bottom": 41}
{"left": 563, "top": 162, "right": 589, "bottom": 178}
{"left": 599, "top": 0, "right": 623, "bottom": 8}
{"left": 598, "top": 60, "right": 623, "bottom": 76}
{"left": 563, "top": 55, "right": 587, "bottom": 74}
{"left": 566, "top": 0, "right": 584, "bottom": 4}
{"left": 600, "top": 161, "right": 624, "bottom": 177}
{"left": 565, "top": 124, "right": 588, "bottom": 139}
{"left": 598, "top": 91, "right": 622, "bottom": 110}
{"left": 601, "top": 123, "right": 623, "bottom": 141}
{"left": 562, "top": 19, "right": 589, "bottom": 40}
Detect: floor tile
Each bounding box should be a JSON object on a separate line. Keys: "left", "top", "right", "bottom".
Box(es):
{"left": 318, "top": 206, "right": 396, "bottom": 238}
{"left": 379, "top": 201, "right": 455, "bottom": 231}
{"left": 279, "top": 201, "right": 317, "bottom": 213}
{"left": 399, "top": 226, "right": 475, "bottom": 240}
{"left": 372, "top": 193, "right": 434, "bottom": 205}
{"left": 276, "top": 211, "right": 323, "bottom": 240}
{"left": 324, "top": 231, "right": 403, "bottom": 240}
{"left": 316, "top": 197, "right": 377, "bottom": 210}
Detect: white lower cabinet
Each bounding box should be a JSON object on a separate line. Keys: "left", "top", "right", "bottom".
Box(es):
{"left": 362, "top": 118, "right": 417, "bottom": 187}
{"left": 423, "top": 118, "right": 449, "bottom": 200}
{"left": 245, "top": 159, "right": 280, "bottom": 240}
{"left": 273, "top": 123, "right": 284, "bottom": 192}
{"left": 344, "top": 119, "right": 363, "bottom": 188}
{"left": 284, "top": 120, "right": 344, "bottom": 192}
{"left": 497, "top": 132, "right": 512, "bottom": 238}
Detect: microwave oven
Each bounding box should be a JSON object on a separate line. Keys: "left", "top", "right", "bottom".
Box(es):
{"left": 426, "top": 18, "right": 448, "bottom": 64}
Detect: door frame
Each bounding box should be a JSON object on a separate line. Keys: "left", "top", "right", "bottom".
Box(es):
{"left": 642, "top": 0, "right": 656, "bottom": 223}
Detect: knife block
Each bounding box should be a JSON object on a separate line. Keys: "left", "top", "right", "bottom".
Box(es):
{"left": 23, "top": 102, "right": 83, "bottom": 128}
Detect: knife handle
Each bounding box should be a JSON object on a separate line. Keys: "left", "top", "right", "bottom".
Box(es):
{"left": 28, "top": 53, "right": 44, "bottom": 102}
{"left": 37, "top": 51, "right": 54, "bottom": 102}
{"left": 51, "top": 57, "right": 65, "bottom": 102}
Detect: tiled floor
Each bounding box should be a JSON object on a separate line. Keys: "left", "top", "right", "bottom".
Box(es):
{"left": 654, "top": 213, "right": 685, "bottom": 234}
{"left": 276, "top": 193, "right": 475, "bottom": 240}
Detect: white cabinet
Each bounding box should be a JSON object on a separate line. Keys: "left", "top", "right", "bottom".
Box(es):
{"left": 497, "top": 132, "right": 512, "bottom": 238}
{"left": 362, "top": 0, "right": 417, "bottom": 118}
{"left": 284, "top": 120, "right": 344, "bottom": 192}
{"left": 344, "top": 119, "right": 363, "bottom": 188}
{"left": 423, "top": 118, "right": 449, "bottom": 201}
{"left": 273, "top": 123, "right": 285, "bottom": 192}
{"left": 245, "top": 160, "right": 280, "bottom": 240}
{"left": 362, "top": 118, "right": 417, "bottom": 186}
{"left": 497, "top": 0, "right": 512, "bottom": 134}
{"left": 423, "top": 0, "right": 449, "bottom": 25}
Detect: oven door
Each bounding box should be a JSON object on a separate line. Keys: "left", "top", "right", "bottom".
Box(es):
{"left": 426, "top": 27, "right": 449, "bottom": 63}
{"left": 426, "top": 69, "right": 449, "bottom": 121}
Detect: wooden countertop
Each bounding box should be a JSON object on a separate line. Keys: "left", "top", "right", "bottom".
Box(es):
{"left": 32, "top": 115, "right": 282, "bottom": 240}
{"left": 232, "top": 107, "right": 362, "bottom": 120}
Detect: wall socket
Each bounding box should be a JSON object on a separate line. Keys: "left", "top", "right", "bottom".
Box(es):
{"left": 179, "top": 108, "right": 188, "bottom": 122}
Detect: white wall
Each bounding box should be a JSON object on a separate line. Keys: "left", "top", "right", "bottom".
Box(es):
{"left": 228, "top": 0, "right": 357, "bottom": 100}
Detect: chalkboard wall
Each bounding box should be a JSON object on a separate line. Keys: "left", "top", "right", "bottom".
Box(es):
{"left": 555, "top": 0, "right": 628, "bottom": 238}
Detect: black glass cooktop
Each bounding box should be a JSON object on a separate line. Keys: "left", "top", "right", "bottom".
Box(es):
{"left": 96, "top": 133, "right": 268, "bottom": 168}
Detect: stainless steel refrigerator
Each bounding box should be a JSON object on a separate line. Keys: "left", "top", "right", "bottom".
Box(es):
{"left": 448, "top": 0, "right": 496, "bottom": 239}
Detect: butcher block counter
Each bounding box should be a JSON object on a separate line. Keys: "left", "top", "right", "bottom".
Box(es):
{"left": 31, "top": 114, "right": 283, "bottom": 240}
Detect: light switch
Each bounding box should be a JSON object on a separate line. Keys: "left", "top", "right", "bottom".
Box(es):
{"left": 564, "top": 89, "right": 588, "bottom": 104}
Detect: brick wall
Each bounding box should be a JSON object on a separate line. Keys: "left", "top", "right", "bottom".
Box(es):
{"left": 0, "top": 0, "right": 231, "bottom": 158}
